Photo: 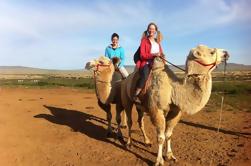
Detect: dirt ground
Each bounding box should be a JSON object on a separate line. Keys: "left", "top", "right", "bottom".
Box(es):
{"left": 0, "top": 87, "right": 250, "bottom": 166}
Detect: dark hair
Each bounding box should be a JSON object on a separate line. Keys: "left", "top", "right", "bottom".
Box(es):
{"left": 111, "top": 33, "right": 119, "bottom": 40}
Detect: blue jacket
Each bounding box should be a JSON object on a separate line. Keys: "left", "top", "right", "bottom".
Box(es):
{"left": 105, "top": 45, "right": 125, "bottom": 67}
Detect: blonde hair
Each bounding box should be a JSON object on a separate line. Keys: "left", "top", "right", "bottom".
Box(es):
{"left": 142, "top": 22, "right": 163, "bottom": 43}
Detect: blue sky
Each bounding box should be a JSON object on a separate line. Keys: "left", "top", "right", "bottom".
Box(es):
{"left": 0, "top": 0, "right": 250, "bottom": 69}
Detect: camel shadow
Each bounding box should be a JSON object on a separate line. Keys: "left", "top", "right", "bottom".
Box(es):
{"left": 180, "top": 120, "right": 251, "bottom": 138}
{"left": 34, "top": 105, "right": 154, "bottom": 165}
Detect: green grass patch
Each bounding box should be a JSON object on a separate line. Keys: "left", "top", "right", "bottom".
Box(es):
{"left": 207, "top": 81, "right": 251, "bottom": 112}
{"left": 212, "top": 81, "right": 251, "bottom": 94}
{"left": 0, "top": 77, "right": 95, "bottom": 89}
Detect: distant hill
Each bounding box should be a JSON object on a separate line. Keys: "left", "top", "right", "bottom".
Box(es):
{"left": 0, "top": 63, "right": 251, "bottom": 75}
{"left": 0, "top": 66, "right": 90, "bottom": 79}
{"left": 215, "top": 63, "right": 251, "bottom": 71}
{"left": 0, "top": 66, "right": 84, "bottom": 74}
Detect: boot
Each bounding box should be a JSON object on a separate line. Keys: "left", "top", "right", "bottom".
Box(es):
{"left": 133, "top": 88, "right": 142, "bottom": 104}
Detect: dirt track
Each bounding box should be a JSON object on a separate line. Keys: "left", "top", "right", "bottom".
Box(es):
{"left": 0, "top": 87, "right": 250, "bottom": 166}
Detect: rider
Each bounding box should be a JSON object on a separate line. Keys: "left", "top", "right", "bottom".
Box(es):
{"left": 133, "top": 22, "right": 164, "bottom": 103}
{"left": 105, "top": 33, "right": 129, "bottom": 79}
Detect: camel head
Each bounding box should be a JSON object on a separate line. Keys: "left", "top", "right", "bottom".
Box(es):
{"left": 85, "top": 56, "right": 110, "bottom": 70}
{"left": 186, "top": 45, "right": 229, "bottom": 75}
{"left": 85, "top": 56, "right": 115, "bottom": 82}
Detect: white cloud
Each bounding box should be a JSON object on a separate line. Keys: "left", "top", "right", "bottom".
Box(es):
{"left": 160, "top": 0, "right": 251, "bottom": 37}
{"left": 1, "top": 0, "right": 249, "bottom": 40}
{"left": 0, "top": 0, "right": 250, "bottom": 68}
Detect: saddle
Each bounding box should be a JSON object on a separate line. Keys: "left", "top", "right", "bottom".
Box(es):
{"left": 131, "top": 69, "right": 153, "bottom": 101}
{"left": 140, "top": 70, "right": 152, "bottom": 96}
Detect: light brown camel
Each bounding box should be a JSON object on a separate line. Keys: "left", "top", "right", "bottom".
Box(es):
{"left": 121, "top": 45, "right": 229, "bottom": 165}
{"left": 85, "top": 56, "right": 152, "bottom": 146}
{"left": 85, "top": 56, "right": 127, "bottom": 137}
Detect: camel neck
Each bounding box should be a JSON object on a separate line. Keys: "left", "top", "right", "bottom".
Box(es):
{"left": 95, "top": 80, "right": 112, "bottom": 104}
{"left": 93, "top": 71, "right": 113, "bottom": 104}
{"left": 172, "top": 74, "right": 212, "bottom": 115}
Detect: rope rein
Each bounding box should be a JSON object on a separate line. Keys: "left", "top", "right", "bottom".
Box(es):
{"left": 159, "top": 55, "right": 186, "bottom": 72}
{"left": 160, "top": 49, "right": 218, "bottom": 73}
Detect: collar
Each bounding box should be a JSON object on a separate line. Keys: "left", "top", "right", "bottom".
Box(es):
{"left": 108, "top": 44, "right": 121, "bottom": 49}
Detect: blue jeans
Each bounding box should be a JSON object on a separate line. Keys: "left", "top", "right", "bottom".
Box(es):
{"left": 137, "top": 65, "right": 150, "bottom": 88}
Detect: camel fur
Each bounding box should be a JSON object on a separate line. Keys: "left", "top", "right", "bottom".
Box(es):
{"left": 85, "top": 56, "right": 152, "bottom": 146}
{"left": 122, "top": 45, "right": 229, "bottom": 165}
{"left": 85, "top": 56, "right": 127, "bottom": 137}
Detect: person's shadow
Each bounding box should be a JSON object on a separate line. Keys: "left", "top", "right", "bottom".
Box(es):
{"left": 180, "top": 120, "right": 251, "bottom": 138}
{"left": 34, "top": 105, "right": 154, "bottom": 165}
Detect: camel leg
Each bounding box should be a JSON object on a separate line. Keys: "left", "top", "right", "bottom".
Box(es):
{"left": 136, "top": 107, "right": 151, "bottom": 146}
{"left": 98, "top": 100, "right": 112, "bottom": 137}
{"left": 125, "top": 105, "right": 133, "bottom": 147}
{"left": 153, "top": 109, "right": 166, "bottom": 166}
{"left": 164, "top": 109, "right": 182, "bottom": 161}
{"left": 115, "top": 103, "right": 124, "bottom": 139}
{"left": 120, "top": 110, "right": 127, "bottom": 129}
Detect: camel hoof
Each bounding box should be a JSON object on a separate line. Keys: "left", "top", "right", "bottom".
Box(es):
{"left": 106, "top": 131, "right": 112, "bottom": 138}
{"left": 120, "top": 125, "right": 127, "bottom": 129}
{"left": 125, "top": 142, "right": 132, "bottom": 149}
{"left": 116, "top": 132, "right": 124, "bottom": 141}
{"left": 116, "top": 134, "right": 126, "bottom": 145}
{"left": 155, "top": 157, "right": 164, "bottom": 166}
{"left": 145, "top": 142, "right": 152, "bottom": 148}
{"left": 116, "top": 133, "right": 123, "bottom": 139}
{"left": 163, "top": 152, "right": 177, "bottom": 162}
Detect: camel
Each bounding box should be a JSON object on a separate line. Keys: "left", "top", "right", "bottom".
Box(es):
{"left": 85, "top": 56, "right": 127, "bottom": 138}
{"left": 121, "top": 45, "right": 229, "bottom": 165}
{"left": 85, "top": 56, "right": 152, "bottom": 147}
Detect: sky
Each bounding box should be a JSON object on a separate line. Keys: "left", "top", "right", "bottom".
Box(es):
{"left": 0, "top": 0, "right": 250, "bottom": 69}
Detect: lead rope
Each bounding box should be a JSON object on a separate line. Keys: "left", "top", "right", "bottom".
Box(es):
{"left": 159, "top": 55, "right": 186, "bottom": 72}
{"left": 209, "top": 59, "right": 227, "bottom": 166}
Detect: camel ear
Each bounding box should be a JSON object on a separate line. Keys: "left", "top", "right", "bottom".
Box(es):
{"left": 192, "top": 50, "right": 201, "bottom": 58}
{"left": 85, "top": 60, "right": 97, "bottom": 70}
{"left": 85, "top": 62, "right": 92, "bottom": 70}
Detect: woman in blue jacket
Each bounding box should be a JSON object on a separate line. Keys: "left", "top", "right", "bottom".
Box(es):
{"left": 105, "top": 33, "right": 129, "bottom": 79}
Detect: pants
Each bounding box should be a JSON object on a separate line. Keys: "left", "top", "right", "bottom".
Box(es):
{"left": 137, "top": 65, "right": 150, "bottom": 88}
{"left": 118, "top": 66, "right": 129, "bottom": 78}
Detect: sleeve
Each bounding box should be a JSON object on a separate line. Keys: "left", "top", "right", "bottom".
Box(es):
{"left": 105, "top": 47, "right": 110, "bottom": 59}
{"left": 140, "top": 38, "right": 153, "bottom": 60}
{"left": 119, "top": 47, "right": 125, "bottom": 67}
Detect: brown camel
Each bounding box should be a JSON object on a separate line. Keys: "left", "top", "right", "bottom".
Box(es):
{"left": 85, "top": 56, "right": 152, "bottom": 146}
{"left": 85, "top": 56, "right": 127, "bottom": 138}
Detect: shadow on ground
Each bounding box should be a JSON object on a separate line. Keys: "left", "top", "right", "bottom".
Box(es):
{"left": 34, "top": 105, "right": 154, "bottom": 165}
{"left": 180, "top": 120, "right": 251, "bottom": 138}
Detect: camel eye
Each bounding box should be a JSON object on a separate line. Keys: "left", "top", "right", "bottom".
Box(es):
{"left": 210, "top": 50, "right": 215, "bottom": 55}
{"left": 197, "top": 51, "right": 201, "bottom": 56}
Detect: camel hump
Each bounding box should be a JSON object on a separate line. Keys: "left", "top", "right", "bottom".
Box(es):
{"left": 108, "top": 80, "right": 122, "bottom": 104}
{"left": 120, "top": 71, "right": 139, "bottom": 101}
{"left": 122, "top": 70, "right": 152, "bottom": 102}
